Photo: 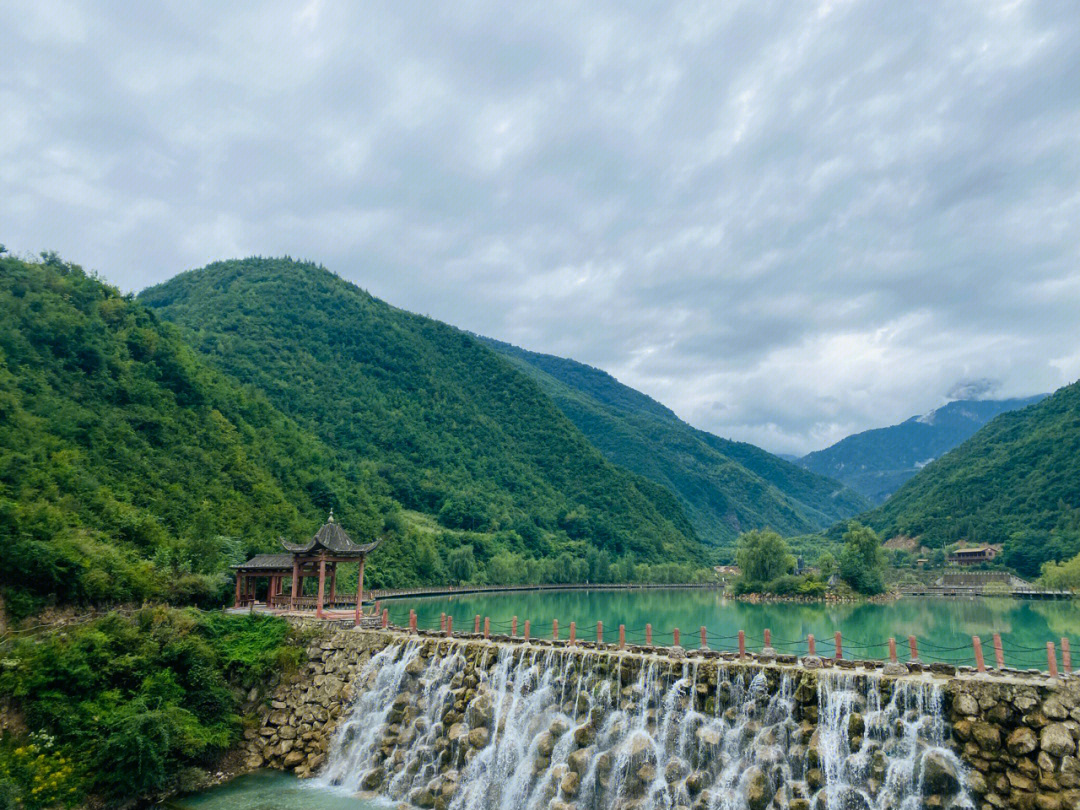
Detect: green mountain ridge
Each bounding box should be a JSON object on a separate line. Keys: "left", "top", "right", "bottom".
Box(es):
{"left": 862, "top": 379, "right": 1080, "bottom": 577}
{"left": 482, "top": 337, "right": 871, "bottom": 548}
{"left": 140, "top": 257, "right": 707, "bottom": 573}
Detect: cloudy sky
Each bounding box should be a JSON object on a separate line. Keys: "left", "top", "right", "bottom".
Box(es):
{"left": 3, "top": 1, "right": 1079, "bottom": 455}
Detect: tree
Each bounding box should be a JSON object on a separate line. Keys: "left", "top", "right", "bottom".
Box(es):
{"left": 1040, "top": 551, "right": 1080, "bottom": 591}
{"left": 838, "top": 522, "right": 886, "bottom": 594}
{"left": 816, "top": 551, "right": 838, "bottom": 579}
{"left": 735, "top": 529, "right": 794, "bottom": 584}
{"left": 447, "top": 545, "right": 476, "bottom": 583}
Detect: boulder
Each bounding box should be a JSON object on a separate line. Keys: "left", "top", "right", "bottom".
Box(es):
{"left": 954, "top": 693, "right": 980, "bottom": 717}
{"left": 920, "top": 750, "right": 960, "bottom": 797}
{"left": 1008, "top": 726, "right": 1039, "bottom": 756}
{"left": 568, "top": 747, "right": 594, "bottom": 775}
{"left": 1040, "top": 723, "right": 1075, "bottom": 758}
{"left": 971, "top": 722, "right": 1001, "bottom": 753}
{"left": 468, "top": 727, "right": 490, "bottom": 749}
{"left": 559, "top": 770, "right": 580, "bottom": 796}
{"left": 282, "top": 750, "right": 305, "bottom": 768}
{"left": 448, "top": 722, "right": 468, "bottom": 744}
{"left": 744, "top": 767, "right": 770, "bottom": 810}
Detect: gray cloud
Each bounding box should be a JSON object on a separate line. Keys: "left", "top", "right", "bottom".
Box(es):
{"left": 2, "top": 0, "right": 1079, "bottom": 455}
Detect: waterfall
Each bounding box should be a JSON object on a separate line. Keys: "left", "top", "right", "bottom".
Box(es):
{"left": 318, "top": 641, "right": 972, "bottom": 810}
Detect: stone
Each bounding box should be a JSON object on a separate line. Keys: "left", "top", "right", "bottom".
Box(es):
{"left": 1034, "top": 795, "right": 1061, "bottom": 810}
{"left": 744, "top": 767, "right": 770, "bottom": 810}
{"left": 1008, "top": 727, "right": 1039, "bottom": 756}
{"left": 573, "top": 723, "right": 594, "bottom": 748}
{"left": 1043, "top": 699, "right": 1069, "bottom": 721}
{"left": 568, "top": 746, "right": 594, "bottom": 775}
{"left": 283, "top": 750, "right": 305, "bottom": 768}
{"left": 1007, "top": 770, "right": 1036, "bottom": 792}
{"left": 921, "top": 750, "right": 960, "bottom": 796}
{"left": 244, "top": 753, "right": 265, "bottom": 769}
{"left": 954, "top": 693, "right": 980, "bottom": 717}
{"left": 972, "top": 722, "right": 1002, "bottom": 753}
{"left": 448, "top": 722, "right": 468, "bottom": 744}
{"left": 468, "top": 727, "right": 490, "bottom": 749}
{"left": 559, "top": 770, "right": 580, "bottom": 796}
{"left": 1041, "top": 723, "right": 1076, "bottom": 758}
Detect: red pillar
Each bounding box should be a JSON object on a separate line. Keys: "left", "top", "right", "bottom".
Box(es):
{"left": 645, "top": 624, "right": 652, "bottom": 646}
{"left": 738, "top": 630, "right": 746, "bottom": 658}
{"left": 512, "top": 615, "right": 518, "bottom": 637}
{"left": 290, "top": 558, "right": 300, "bottom": 611}
{"left": 316, "top": 557, "right": 327, "bottom": 618}
{"left": 354, "top": 559, "right": 364, "bottom": 626}
{"left": 618, "top": 624, "right": 626, "bottom": 649}
{"left": 834, "top": 631, "right": 843, "bottom": 660}
{"left": 1047, "top": 642, "right": 1059, "bottom": 678}
{"left": 329, "top": 563, "right": 337, "bottom": 604}
{"left": 673, "top": 628, "right": 681, "bottom": 647}
{"left": 234, "top": 571, "right": 242, "bottom": 608}
{"left": 596, "top": 620, "right": 603, "bottom": 644}
{"left": 972, "top": 636, "right": 986, "bottom": 673}
{"left": 568, "top": 621, "right": 575, "bottom": 645}
{"left": 993, "top": 634, "right": 1005, "bottom": 669}
{"left": 1062, "top": 638, "right": 1072, "bottom": 674}
{"left": 887, "top": 637, "right": 897, "bottom": 663}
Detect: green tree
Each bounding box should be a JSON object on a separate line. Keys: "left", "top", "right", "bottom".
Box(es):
{"left": 838, "top": 522, "right": 887, "bottom": 594}
{"left": 735, "top": 529, "right": 794, "bottom": 584}
{"left": 447, "top": 545, "right": 476, "bottom": 583}
{"left": 1040, "top": 551, "right": 1080, "bottom": 591}
{"left": 816, "top": 551, "right": 838, "bottom": 578}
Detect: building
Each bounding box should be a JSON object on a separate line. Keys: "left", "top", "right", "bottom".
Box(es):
{"left": 231, "top": 511, "right": 382, "bottom": 618}
{"left": 947, "top": 546, "right": 999, "bottom": 565}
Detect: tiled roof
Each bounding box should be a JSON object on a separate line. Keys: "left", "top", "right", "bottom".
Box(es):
{"left": 232, "top": 553, "right": 293, "bottom": 570}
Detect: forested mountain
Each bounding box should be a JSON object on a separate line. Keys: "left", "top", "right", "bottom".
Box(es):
{"left": 141, "top": 258, "right": 707, "bottom": 576}
{"left": 862, "top": 380, "right": 1080, "bottom": 577}
{"left": 800, "top": 396, "right": 1046, "bottom": 502}
{"left": 0, "top": 255, "right": 389, "bottom": 617}
{"left": 483, "top": 338, "right": 870, "bottom": 548}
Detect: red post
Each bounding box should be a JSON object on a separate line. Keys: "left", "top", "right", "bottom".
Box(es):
{"left": 569, "top": 621, "right": 576, "bottom": 646}
{"left": 764, "top": 629, "right": 771, "bottom": 648}
{"left": 381, "top": 608, "right": 389, "bottom": 629}
{"left": 523, "top": 619, "right": 530, "bottom": 642}
{"left": 808, "top": 634, "right": 816, "bottom": 657}
{"left": 511, "top": 615, "right": 518, "bottom": 637}
{"left": 673, "top": 627, "right": 681, "bottom": 647}
{"left": 597, "top": 620, "right": 603, "bottom": 644}
{"left": 908, "top": 636, "right": 918, "bottom": 661}
{"left": 290, "top": 558, "right": 299, "bottom": 611}
{"left": 738, "top": 630, "right": 746, "bottom": 658}
{"left": 409, "top": 609, "right": 417, "bottom": 634}
{"left": 483, "top": 617, "right": 490, "bottom": 639}
{"left": 619, "top": 624, "right": 626, "bottom": 649}
{"left": 440, "top": 612, "right": 447, "bottom": 633}
{"left": 888, "top": 637, "right": 898, "bottom": 663}
{"left": 234, "top": 573, "right": 242, "bottom": 608}
{"left": 1047, "top": 642, "right": 1059, "bottom": 679}
{"left": 972, "top": 636, "right": 986, "bottom": 673}
{"left": 645, "top": 624, "right": 653, "bottom": 646}
{"left": 373, "top": 599, "right": 380, "bottom": 618}
{"left": 700, "top": 626, "right": 708, "bottom": 649}
{"left": 316, "top": 558, "right": 327, "bottom": 618}
{"left": 552, "top": 619, "right": 559, "bottom": 641}
{"left": 474, "top": 614, "right": 481, "bottom": 634}
{"left": 446, "top": 615, "right": 453, "bottom": 638}
{"left": 993, "top": 633, "right": 1005, "bottom": 670}
{"left": 834, "top": 631, "right": 843, "bottom": 660}
{"left": 1062, "top": 638, "right": 1072, "bottom": 674}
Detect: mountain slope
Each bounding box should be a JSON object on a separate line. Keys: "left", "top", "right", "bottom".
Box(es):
{"left": 140, "top": 258, "right": 706, "bottom": 570}
{"left": 862, "top": 380, "right": 1080, "bottom": 576}
{"left": 800, "top": 396, "right": 1047, "bottom": 502}
{"left": 0, "top": 255, "right": 388, "bottom": 616}
{"left": 483, "top": 338, "right": 870, "bottom": 547}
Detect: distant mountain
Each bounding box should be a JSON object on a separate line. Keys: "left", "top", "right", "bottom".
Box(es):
{"left": 800, "top": 396, "right": 1047, "bottom": 503}
{"left": 141, "top": 258, "right": 707, "bottom": 576}
{"left": 862, "top": 381, "right": 1080, "bottom": 577}
{"left": 483, "top": 338, "right": 871, "bottom": 548}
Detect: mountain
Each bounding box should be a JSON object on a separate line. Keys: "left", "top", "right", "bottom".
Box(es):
{"left": 140, "top": 258, "right": 706, "bottom": 575}
{"left": 862, "top": 380, "right": 1080, "bottom": 577}
{"left": 482, "top": 338, "right": 871, "bottom": 548}
{"left": 0, "top": 254, "right": 389, "bottom": 617}
{"left": 800, "top": 396, "right": 1047, "bottom": 503}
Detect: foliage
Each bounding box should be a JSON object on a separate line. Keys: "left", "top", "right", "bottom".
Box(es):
{"left": 486, "top": 338, "right": 870, "bottom": 547}
{"left": 1040, "top": 551, "right": 1080, "bottom": 592}
{"left": 735, "top": 529, "right": 795, "bottom": 583}
{"left": 0, "top": 608, "right": 296, "bottom": 803}
{"left": 863, "top": 380, "right": 1080, "bottom": 575}
{"left": 140, "top": 258, "right": 709, "bottom": 583}
{"left": 0, "top": 255, "right": 387, "bottom": 616}
{"left": 838, "top": 522, "right": 887, "bottom": 594}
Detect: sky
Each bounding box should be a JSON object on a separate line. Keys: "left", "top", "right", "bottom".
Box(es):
{"left": 3, "top": 1, "right": 1079, "bottom": 456}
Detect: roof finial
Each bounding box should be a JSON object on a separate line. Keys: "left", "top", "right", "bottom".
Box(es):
{"left": 328, "top": 507, "right": 334, "bottom": 523}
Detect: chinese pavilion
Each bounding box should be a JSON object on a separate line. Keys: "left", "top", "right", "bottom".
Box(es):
{"left": 231, "top": 511, "right": 382, "bottom": 618}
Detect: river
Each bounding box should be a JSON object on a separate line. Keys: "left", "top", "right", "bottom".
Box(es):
{"left": 383, "top": 589, "right": 1078, "bottom": 668}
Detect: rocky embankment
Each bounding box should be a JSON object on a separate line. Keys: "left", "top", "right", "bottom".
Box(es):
{"left": 241, "top": 626, "right": 1079, "bottom": 809}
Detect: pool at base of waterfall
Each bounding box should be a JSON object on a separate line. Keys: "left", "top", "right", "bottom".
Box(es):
{"left": 171, "top": 770, "right": 384, "bottom": 810}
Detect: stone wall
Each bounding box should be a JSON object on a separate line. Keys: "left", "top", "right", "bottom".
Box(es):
{"left": 242, "top": 627, "right": 1080, "bottom": 809}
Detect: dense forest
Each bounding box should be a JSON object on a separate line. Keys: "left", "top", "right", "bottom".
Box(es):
{"left": 140, "top": 259, "right": 709, "bottom": 575}
{"left": 485, "top": 338, "right": 870, "bottom": 548}
{"left": 862, "top": 380, "right": 1080, "bottom": 578}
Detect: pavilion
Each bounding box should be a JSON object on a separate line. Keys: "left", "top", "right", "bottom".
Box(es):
{"left": 231, "top": 511, "right": 382, "bottom": 618}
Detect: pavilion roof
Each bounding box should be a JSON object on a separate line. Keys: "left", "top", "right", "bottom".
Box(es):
{"left": 231, "top": 553, "right": 293, "bottom": 570}
{"left": 279, "top": 512, "right": 382, "bottom": 557}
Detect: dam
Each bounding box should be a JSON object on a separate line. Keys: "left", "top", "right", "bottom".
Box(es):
{"left": 242, "top": 626, "right": 1080, "bottom": 810}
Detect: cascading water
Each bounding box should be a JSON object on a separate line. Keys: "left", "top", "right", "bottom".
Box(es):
{"left": 318, "top": 640, "right": 971, "bottom": 810}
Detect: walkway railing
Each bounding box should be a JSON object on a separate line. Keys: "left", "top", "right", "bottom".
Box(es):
{"left": 367, "top": 582, "right": 719, "bottom": 600}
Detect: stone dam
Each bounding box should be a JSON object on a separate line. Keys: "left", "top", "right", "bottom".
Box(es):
{"left": 240, "top": 626, "right": 1080, "bottom": 810}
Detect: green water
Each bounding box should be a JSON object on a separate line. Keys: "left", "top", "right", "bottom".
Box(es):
{"left": 384, "top": 589, "right": 1079, "bottom": 669}
{"left": 171, "top": 771, "right": 382, "bottom": 810}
